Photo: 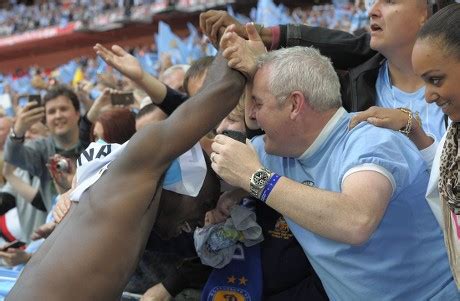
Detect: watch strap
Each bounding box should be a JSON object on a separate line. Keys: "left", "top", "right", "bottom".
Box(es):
{"left": 249, "top": 167, "right": 272, "bottom": 199}
{"left": 9, "top": 128, "right": 24, "bottom": 142}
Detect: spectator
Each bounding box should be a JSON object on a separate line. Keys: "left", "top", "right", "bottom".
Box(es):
{"left": 90, "top": 107, "right": 136, "bottom": 144}
{"left": 414, "top": 3, "right": 460, "bottom": 287}
{"left": 183, "top": 56, "right": 214, "bottom": 97}
{"left": 206, "top": 94, "right": 328, "bottom": 300}
{"left": 215, "top": 98, "right": 245, "bottom": 135}
{"left": 4, "top": 85, "right": 85, "bottom": 211}
{"left": 351, "top": 3, "right": 460, "bottom": 287}
{"left": 0, "top": 151, "right": 77, "bottom": 282}
{"left": 159, "top": 64, "right": 189, "bottom": 93}
{"left": 210, "top": 46, "right": 458, "bottom": 300}
{"left": 0, "top": 122, "right": 49, "bottom": 247}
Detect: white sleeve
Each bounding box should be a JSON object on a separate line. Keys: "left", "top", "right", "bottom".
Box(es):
{"left": 419, "top": 134, "right": 438, "bottom": 170}
{"left": 342, "top": 163, "right": 395, "bottom": 195}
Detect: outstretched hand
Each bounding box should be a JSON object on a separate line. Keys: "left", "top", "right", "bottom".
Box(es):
{"left": 349, "top": 106, "right": 409, "bottom": 131}
{"left": 199, "top": 10, "right": 245, "bottom": 46}
{"left": 349, "top": 106, "right": 433, "bottom": 150}
{"left": 220, "top": 23, "right": 267, "bottom": 79}
{"left": 94, "top": 44, "right": 144, "bottom": 82}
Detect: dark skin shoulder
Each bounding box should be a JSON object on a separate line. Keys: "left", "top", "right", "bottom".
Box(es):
{"left": 7, "top": 54, "right": 245, "bottom": 301}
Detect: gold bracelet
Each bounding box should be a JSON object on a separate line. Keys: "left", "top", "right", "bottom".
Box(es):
{"left": 397, "top": 107, "right": 413, "bottom": 135}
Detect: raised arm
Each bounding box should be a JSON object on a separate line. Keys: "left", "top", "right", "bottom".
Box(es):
{"left": 276, "top": 24, "right": 376, "bottom": 70}
{"left": 200, "top": 10, "right": 377, "bottom": 70}
{"left": 4, "top": 103, "right": 47, "bottom": 177}
{"left": 100, "top": 50, "right": 246, "bottom": 173}
{"left": 93, "top": 44, "right": 168, "bottom": 105}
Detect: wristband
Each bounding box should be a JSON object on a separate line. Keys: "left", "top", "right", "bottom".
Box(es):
{"left": 260, "top": 173, "right": 281, "bottom": 202}
{"left": 158, "top": 85, "right": 188, "bottom": 116}
{"left": 269, "top": 26, "right": 281, "bottom": 50}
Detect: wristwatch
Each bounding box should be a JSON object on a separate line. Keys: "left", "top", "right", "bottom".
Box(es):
{"left": 9, "top": 128, "right": 24, "bottom": 142}
{"left": 249, "top": 167, "right": 273, "bottom": 199}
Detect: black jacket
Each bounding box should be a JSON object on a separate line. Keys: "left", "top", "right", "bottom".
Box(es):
{"left": 255, "top": 202, "right": 328, "bottom": 301}
{"left": 278, "top": 24, "right": 382, "bottom": 112}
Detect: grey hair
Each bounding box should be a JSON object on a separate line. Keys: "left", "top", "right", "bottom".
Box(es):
{"left": 256, "top": 46, "right": 341, "bottom": 112}
{"left": 160, "top": 64, "right": 190, "bottom": 80}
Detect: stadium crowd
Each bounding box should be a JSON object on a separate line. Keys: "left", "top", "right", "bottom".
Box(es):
{"left": 0, "top": 0, "right": 459, "bottom": 300}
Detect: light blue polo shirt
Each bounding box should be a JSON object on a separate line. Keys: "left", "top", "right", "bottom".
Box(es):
{"left": 251, "top": 108, "right": 458, "bottom": 300}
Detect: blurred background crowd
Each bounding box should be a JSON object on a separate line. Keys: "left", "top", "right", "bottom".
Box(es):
{"left": 0, "top": 0, "right": 369, "bottom": 117}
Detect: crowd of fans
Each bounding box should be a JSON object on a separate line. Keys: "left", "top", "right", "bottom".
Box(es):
{"left": 0, "top": 0, "right": 236, "bottom": 37}
{"left": 0, "top": 0, "right": 130, "bottom": 36}
{"left": 0, "top": 0, "right": 368, "bottom": 37}
{"left": 0, "top": 0, "right": 370, "bottom": 103}
{"left": 0, "top": 0, "right": 459, "bottom": 300}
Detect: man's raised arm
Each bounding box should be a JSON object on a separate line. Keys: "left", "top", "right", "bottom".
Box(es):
{"left": 107, "top": 52, "right": 245, "bottom": 173}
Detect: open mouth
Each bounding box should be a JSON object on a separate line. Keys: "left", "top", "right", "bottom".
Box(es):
{"left": 370, "top": 24, "right": 382, "bottom": 32}
{"left": 54, "top": 121, "right": 67, "bottom": 128}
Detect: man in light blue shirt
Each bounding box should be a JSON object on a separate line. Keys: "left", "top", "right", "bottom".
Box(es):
{"left": 210, "top": 46, "right": 458, "bottom": 300}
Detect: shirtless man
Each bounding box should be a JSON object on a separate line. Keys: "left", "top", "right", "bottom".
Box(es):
{"left": 6, "top": 44, "right": 245, "bottom": 301}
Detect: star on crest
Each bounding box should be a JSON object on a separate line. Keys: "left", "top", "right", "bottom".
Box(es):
{"left": 227, "top": 275, "right": 236, "bottom": 284}
{"left": 239, "top": 276, "right": 248, "bottom": 286}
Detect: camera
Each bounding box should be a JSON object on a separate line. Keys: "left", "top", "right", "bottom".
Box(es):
{"left": 56, "top": 159, "right": 70, "bottom": 172}
{"left": 49, "top": 157, "right": 71, "bottom": 174}
{"left": 111, "top": 92, "right": 134, "bottom": 106}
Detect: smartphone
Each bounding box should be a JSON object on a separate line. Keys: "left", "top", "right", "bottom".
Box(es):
{"left": 222, "top": 130, "right": 246, "bottom": 143}
{"left": 28, "top": 94, "right": 42, "bottom": 109}
{"left": 111, "top": 92, "right": 134, "bottom": 106}
{"left": 0, "top": 240, "right": 25, "bottom": 251}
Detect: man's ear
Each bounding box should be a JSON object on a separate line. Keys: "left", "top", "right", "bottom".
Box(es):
{"left": 289, "top": 91, "right": 306, "bottom": 120}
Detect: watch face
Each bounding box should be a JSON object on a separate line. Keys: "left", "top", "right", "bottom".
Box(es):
{"left": 253, "top": 171, "right": 269, "bottom": 187}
